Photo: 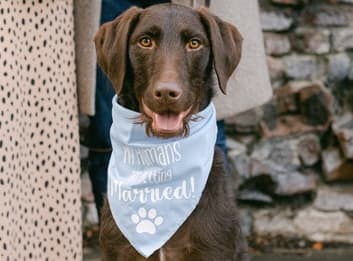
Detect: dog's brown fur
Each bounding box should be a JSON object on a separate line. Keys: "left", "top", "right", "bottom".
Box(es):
{"left": 95, "top": 3, "right": 248, "bottom": 260}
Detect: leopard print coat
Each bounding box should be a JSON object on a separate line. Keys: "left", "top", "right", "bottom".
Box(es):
{"left": 0, "top": 1, "right": 81, "bottom": 260}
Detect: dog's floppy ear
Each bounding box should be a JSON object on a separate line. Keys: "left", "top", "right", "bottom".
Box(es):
{"left": 199, "top": 7, "right": 243, "bottom": 94}
{"left": 94, "top": 7, "right": 142, "bottom": 94}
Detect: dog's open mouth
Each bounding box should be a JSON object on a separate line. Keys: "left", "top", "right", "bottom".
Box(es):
{"left": 142, "top": 100, "right": 192, "bottom": 137}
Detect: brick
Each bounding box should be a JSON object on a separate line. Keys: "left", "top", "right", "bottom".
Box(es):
{"left": 226, "top": 108, "right": 263, "bottom": 133}
{"left": 327, "top": 53, "right": 351, "bottom": 82}
{"left": 301, "top": 5, "right": 349, "bottom": 27}
{"left": 322, "top": 147, "right": 353, "bottom": 181}
{"left": 266, "top": 56, "right": 285, "bottom": 88}
{"left": 237, "top": 190, "right": 273, "bottom": 204}
{"left": 332, "top": 28, "right": 353, "bottom": 51}
{"left": 264, "top": 33, "right": 291, "bottom": 56}
{"left": 251, "top": 139, "right": 301, "bottom": 169}
{"left": 291, "top": 28, "right": 330, "bottom": 54}
{"left": 254, "top": 208, "right": 353, "bottom": 244}
{"left": 332, "top": 113, "right": 353, "bottom": 159}
{"left": 261, "top": 10, "right": 294, "bottom": 32}
{"left": 274, "top": 170, "right": 317, "bottom": 196}
{"left": 261, "top": 82, "right": 333, "bottom": 138}
{"left": 298, "top": 83, "right": 333, "bottom": 125}
{"left": 294, "top": 208, "right": 353, "bottom": 244}
{"left": 297, "top": 134, "right": 321, "bottom": 167}
{"left": 284, "top": 55, "right": 319, "bottom": 80}
{"left": 254, "top": 209, "right": 297, "bottom": 238}
{"left": 314, "top": 185, "right": 353, "bottom": 212}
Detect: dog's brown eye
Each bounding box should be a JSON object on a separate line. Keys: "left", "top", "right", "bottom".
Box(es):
{"left": 138, "top": 37, "right": 153, "bottom": 48}
{"left": 187, "top": 39, "right": 201, "bottom": 50}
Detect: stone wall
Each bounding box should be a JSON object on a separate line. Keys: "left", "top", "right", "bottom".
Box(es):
{"left": 227, "top": 0, "right": 353, "bottom": 246}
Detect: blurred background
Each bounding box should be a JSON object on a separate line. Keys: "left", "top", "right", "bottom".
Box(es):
{"left": 81, "top": 0, "right": 353, "bottom": 259}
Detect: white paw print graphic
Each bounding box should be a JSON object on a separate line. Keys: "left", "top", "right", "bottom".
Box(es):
{"left": 131, "top": 207, "right": 163, "bottom": 235}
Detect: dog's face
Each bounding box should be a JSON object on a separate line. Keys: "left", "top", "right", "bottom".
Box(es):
{"left": 95, "top": 4, "right": 242, "bottom": 138}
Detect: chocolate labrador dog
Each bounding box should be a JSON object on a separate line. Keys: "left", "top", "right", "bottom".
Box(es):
{"left": 94, "top": 3, "right": 248, "bottom": 261}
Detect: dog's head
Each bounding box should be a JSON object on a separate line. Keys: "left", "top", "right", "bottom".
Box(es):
{"left": 95, "top": 4, "right": 242, "bottom": 138}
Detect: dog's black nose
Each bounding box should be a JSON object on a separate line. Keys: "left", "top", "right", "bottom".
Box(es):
{"left": 154, "top": 82, "right": 182, "bottom": 101}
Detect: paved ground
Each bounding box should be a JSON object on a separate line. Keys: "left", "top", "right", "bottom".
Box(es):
{"left": 84, "top": 248, "right": 353, "bottom": 260}
{"left": 252, "top": 249, "right": 353, "bottom": 261}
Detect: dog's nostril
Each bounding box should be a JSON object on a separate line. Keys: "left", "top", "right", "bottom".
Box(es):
{"left": 169, "top": 90, "right": 179, "bottom": 99}
{"left": 155, "top": 91, "right": 162, "bottom": 98}
{"left": 154, "top": 83, "right": 182, "bottom": 100}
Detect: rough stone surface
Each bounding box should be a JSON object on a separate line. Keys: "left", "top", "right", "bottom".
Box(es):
{"left": 321, "top": 147, "right": 344, "bottom": 179}
{"left": 298, "top": 83, "right": 333, "bottom": 126}
{"left": 274, "top": 171, "right": 317, "bottom": 196}
{"left": 275, "top": 87, "right": 299, "bottom": 115}
{"left": 294, "top": 208, "right": 353, "bottom": 243}
{"left": 291, "top": 28, "right": 330, "bottom": 54}
{"left": 332, "top": 29, "right": 353, "bottom": 51}
{"left": 314, "top": 186, "right": 353, "bottom": 212}
{"left": 81, "top": 172, "right": 95, "bottom": 203}
{"left": 251, "top": 139, "right": 301, "bottom": 169}
{"left": 327, "top": 53, "right": 351, "bottom": 82}
{"left": 349, "top": 64, "right": 353, "bottom": 80}
{"left": 266, "top": 56, "right": 285, "bottom": 88}
{"left": 301, "top": 5, "right": 349, "bottom": 27}
{"left": 227, "top": 138, "right": 247, "bottom": 157}
{"left": 278, "top": 81, "right": 332, "bottom": 125}
{"left": 233, "top": 134, "right": 258, "bottom": 147}
{"left": 226, "top": 109, "right": 263, "bottom": 133}
{"left": 237, "top": 190, "right": 273, "bottom": 204}
{"left": 261, "top": 114, "right": 330, "bottom": 138}
{"left": 80, "top": 145, "right": 89, "bottom": 159}
{"left": 250, "top": 158, "right": 282, "bottom": 177}
{"left": 231, "top": 153, "right": 251, "bottom": 181}
{"left": 254, "top": 208, "right": 353, "bottom": 243}
{"left": 239, "top": 208, "right": 253, "bottom": 237}
{"left": 241, "top": 0, "right": 353, "bottom": 246}
{"left": 261, "top": 10, "right": 294, "bottom": 32}
{"left": 248, "top": 157, "right": 317, "bottom": 196}
{"left": 253, "top": 209, "right": 297, "bottom": 237}
{"left": 82, "top": 202, "right": 99, "bottom": 226}
{"left": 332, "top": 113, "right": 353, "bottom": 159}
{"left": 321, "top": 148, "right": 353, "bottom": 181}
{"left": 297, "top": 134, "right": 321, "bottom": 166}
{"left": 261, "top": 101, "right": 278, "bottom": 132}
{"left": 284, "top": 55, "right": 319, "bottom": 80}
{"left": 264, "top": 33, "right": 291, "bottom": 56}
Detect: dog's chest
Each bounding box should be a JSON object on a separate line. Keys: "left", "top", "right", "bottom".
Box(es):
{"left": 159, "top": 248, "right": 166, "bottom": 261}
{"left": 155, "top": 221, "right": 194, "bottom": 261}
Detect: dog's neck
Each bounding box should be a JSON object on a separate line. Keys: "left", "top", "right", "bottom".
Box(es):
{"left": 159, "top": 248, "right": 166, "bottom": 261}
{"left": 118, "top": 92, "right": 140, "bottom": 112}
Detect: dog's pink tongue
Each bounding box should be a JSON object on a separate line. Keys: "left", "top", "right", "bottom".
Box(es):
{"left": 153, "top": 113, "right": 183, "bottom": 132}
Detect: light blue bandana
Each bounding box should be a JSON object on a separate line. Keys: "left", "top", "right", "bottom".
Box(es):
{"left": 108, "top": 95, "right": 217, "bottom": 258}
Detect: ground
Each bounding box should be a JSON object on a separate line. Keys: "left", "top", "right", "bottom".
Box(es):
{"left": 83, "top": 247, "right": 353, "bottom": 261}
{"left": 83, "top": 226, "right": 353, "bottom": 261}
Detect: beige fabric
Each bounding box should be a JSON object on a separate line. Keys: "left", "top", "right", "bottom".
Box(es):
{"left": 74, "top": 0, "right": 101, "bottom": 116}
{"left": 175, "top": 0, "right": 273, "bottom": 119}
{"left": 0, "top": 1, "right": 81, "bottom": 260}
{"left": 210, "top": 0, "right": 273, "bottom": 118}
{"left": 174, "top": 0, "right": 206, "bottom": 8}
